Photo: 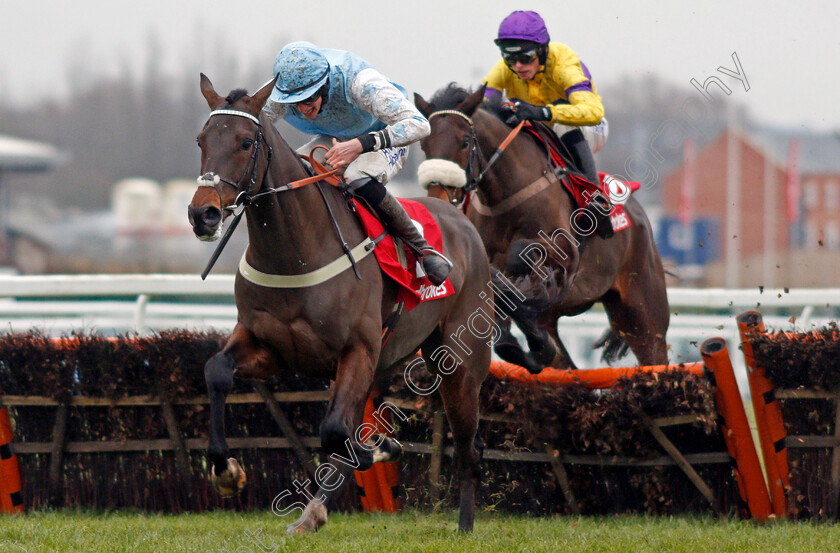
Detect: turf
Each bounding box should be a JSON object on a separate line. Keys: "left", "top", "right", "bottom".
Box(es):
{"left": 3, "top": 510, "right": 840, "bottom": 553}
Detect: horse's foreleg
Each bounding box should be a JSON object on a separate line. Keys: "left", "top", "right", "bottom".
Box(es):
{"left": 493, "top": 266, "right": 575, "bottom": 371}
{"left": 603, "top": 288, "right": 669, "bottom": 366}
{"left": 512, "top": 312, "right": 577, "bottom": 371}
{"left": 492, "top": 310, "right": 544, "bottom": 374}
{"left": 206, "top": 324, "right": 280, "bottom": 497}
{"left": 205, "top": 349, "right": 243, "bottom": 496}
{"left": 544, "top": 324, "right": 579, "bottom": 370}
{"left": 290, "top": 345, "right": 377, "bottom": 534}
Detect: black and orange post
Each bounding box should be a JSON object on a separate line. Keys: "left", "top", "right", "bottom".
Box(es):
{"left": 0, "top": 398, "right": 23, "bottom": 514}
{"left": 737, "top": 311, "right": 789, "bottom": 519}
{"left": 354, "top": 390, "right": 401, "bottom": 513}
{"left": 701, "top": 337, "right": 772, "bottom": 520}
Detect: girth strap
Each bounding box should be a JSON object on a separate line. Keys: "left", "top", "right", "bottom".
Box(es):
{"left": 238, "top": 231, "right": 386, "bottom": 288}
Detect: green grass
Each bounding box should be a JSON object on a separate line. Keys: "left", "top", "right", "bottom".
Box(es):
{"left": 3, "top": 510, "right": 840, "bottom": 553}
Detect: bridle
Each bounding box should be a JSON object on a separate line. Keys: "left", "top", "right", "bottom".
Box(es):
{"left": 437, "top": 185, "right": 466, "bottom": 206}
{"left": 427, "top": 109, "right": 525, "bottom": 198}
{"left": 427, "top": 110, "right": 482, "bottom": 193}
{"left": 196, "top": 108, "right": 343, "bottom": 279}
{"left": 197, "top": 109, "right": 273, "bottom": 214}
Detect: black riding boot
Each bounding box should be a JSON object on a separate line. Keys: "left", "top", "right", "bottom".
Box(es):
{"left": 352, "top": 178, "right": 452, "bottom": 286}
{"left": 560, "top": 129, "right": 614, "bottom": 239}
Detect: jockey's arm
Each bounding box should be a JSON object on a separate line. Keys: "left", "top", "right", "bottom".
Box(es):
{"left": 350, "top": 68, "right": 430, "bottom": 152}
{"left": 482, "top": 56, "right": 604, "bottom": 127}
{"left": 544, "top": 62, "right": 604, "bottom": 127}
{"left": 546, "top": 90, "right": 604, "bottom": 127}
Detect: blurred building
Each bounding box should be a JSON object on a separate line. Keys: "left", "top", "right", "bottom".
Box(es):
{"left": 8, "top": 176, "right": 246, "bottom": 274}
{"left": 0, "top": 134, "right": 63, "bottom": 267}
{"left": 5, "top": 172, "right": 423, "bottom": 275}
{"left": 661, "top": 126, "right": 840, "bottom": 287}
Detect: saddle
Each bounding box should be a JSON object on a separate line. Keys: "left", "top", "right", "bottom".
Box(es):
{"left": 521, "top": 121, "right": 636, "bottom": 234}
{"left": 352, "top": 197, "right": 455, "bottom": 311}
{"left": 292, "top": 151, "right": 454, "bottom": 311}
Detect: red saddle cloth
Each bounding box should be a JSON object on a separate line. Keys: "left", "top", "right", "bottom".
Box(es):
{"left": 522, "top": 123, "right": 636, "bottom": 234}
{"left": 353, "top": 198, "right": 455, "bottom": 311}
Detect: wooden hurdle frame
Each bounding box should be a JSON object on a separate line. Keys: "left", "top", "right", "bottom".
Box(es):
{"left": 0, "top": 335, "right": 771, "bottom": 518}
{"left": 481, "top": 356, "right": 772, "bottom": 520}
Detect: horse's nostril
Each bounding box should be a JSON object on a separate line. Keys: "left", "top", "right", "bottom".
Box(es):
{"left": 188, "top": 205, "right": 222, "bottom": 229}
{"left": 202, "top": 206, "right": 222, "bottom": 227}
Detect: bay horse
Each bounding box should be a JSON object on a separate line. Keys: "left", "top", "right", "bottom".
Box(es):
{"left": 188, "top": 75, "right": 491, "bottom": 533}
{"left": 414, "top": 84, "right": 669, "bottom": 373}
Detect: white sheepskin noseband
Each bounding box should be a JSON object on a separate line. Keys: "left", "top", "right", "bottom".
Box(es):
{"left": 417, "top": 159, "right": 467, "bottom": 190}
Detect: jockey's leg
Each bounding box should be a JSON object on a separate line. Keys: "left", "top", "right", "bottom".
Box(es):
{"left": 346, "top": 146, "right": 453, "bottom": 285}
{"left": 559, "top": 128, "right": 614, "bottom": 239}
{"left": 559, "top": 128, "right": 599, "bottom": 185}
{"left": 351, "top": 177, "right": 452, "bottom": 286}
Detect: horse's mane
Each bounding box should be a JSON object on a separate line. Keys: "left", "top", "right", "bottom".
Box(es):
{"left": 225, "top": 89, "right": 249, "bottom": 105}
{"left": 429, "top": 83, "right": 506, "bottom": 121}
{"left": 429, "top": 83, "right": 471, "bottom": 109}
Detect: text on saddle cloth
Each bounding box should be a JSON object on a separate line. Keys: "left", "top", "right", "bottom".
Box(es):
{"left": 521, "top": 123, "right": 636, "bottom": 234}
{"left": 353, "top": 198, "right": 455, "bottom": 310}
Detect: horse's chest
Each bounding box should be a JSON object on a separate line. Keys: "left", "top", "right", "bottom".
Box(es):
{"left": 242, "top": 308, "right": 341, "bottom": 368}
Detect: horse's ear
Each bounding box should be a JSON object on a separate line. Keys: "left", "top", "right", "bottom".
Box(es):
{"left": 251, "top": 75, "right": 279, "bottom": 112}
{"left": 457, "top": 84, "right": 486, "bottom": 117}
{"left": 414, "top": 93, "right": 435, "bottom": 118}
{"left": 200, "top": 73, "right": 224, "bottom": 109}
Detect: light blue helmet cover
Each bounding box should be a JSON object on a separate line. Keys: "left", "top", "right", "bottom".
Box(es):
{"left": 270, "top": 42, "right": 331, "bottom": 103}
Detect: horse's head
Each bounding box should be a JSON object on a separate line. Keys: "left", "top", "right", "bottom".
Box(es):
{"left": 188, "top": 73, "right": 277, "bottom": 241}
{"left": 414, "top": 85, "right": 487, "bottom": 204}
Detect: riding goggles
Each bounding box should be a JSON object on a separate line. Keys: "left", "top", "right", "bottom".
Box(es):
{"left": 501, "top": 49, "right": 539, "bottom": 65}
{"left": 295, "top": 83, "right": 327, "bottom": 106}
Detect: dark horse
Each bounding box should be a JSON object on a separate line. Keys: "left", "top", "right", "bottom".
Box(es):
{"left": 414, "top": 84, "right": 669, "bottom": 373}
{"left": 188, "top": 75, "right": 491, "bottom": 533}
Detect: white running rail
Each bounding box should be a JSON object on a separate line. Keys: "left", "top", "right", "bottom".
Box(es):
{"left": 0, "top": 275, "right": 838, "bottom": 387}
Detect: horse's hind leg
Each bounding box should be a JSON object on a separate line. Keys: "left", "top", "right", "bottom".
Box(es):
{"left": 423, "top": 327, "right": 489, "bottom": 533}
{"left": 602, "top": 285, "right": 669, "bottom": 365}
{"left": 206, "top": 323, "right": 281, "bottom": 497}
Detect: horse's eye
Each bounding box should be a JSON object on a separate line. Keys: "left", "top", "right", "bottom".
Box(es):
{"left": 461, "top": 137, "right": 470, "bottom": 149}
{"left": 196, "top": 138, "right": 201, "bottom": 147}
{"left": 241, "top": 139, "right": 254, "bottom": 150}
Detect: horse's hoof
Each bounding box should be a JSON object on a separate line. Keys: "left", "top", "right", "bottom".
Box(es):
{"left": 386, "top": 436, "right": 403, "bottom": 462}
{"left": 288, "top": 502, "right": 327, "bottom": 534}
{"left": 211, "top": 457, "right": 247, "bottom": 497}
{"left": 533, "top": 339, "right": 563, "bottom": 369}
{"left": 525, "top": 362, "right": 545, "bottom": 375}
{"left": 372, "top": 435, "right": 403, "bottom": 463}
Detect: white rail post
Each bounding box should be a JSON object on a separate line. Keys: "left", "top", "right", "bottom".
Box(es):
{"left": 134, "top": 294, "right": 150, "bottom": 335}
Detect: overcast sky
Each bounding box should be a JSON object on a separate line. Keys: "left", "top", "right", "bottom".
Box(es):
{"left": 2, "top": 1, "right": 839, "bottom": 132}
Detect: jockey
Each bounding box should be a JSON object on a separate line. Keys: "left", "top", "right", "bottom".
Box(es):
{"left": 483, "top": 10, "right": 614, "bottom": 238}
{"left": 263, "top": 41, "right": 451, "bottom": 285}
